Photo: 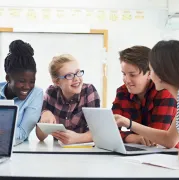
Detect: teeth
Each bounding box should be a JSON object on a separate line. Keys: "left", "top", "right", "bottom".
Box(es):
{"left": 72, "top": 83, "right": 80, "bottom": 87}
{"left": 21, "top": 91, "right": 28, "bottom": 95}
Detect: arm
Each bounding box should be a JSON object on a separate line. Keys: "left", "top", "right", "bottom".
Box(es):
{"left": 115, "top": 115, "right": 179, "bottom": 148}
{"left": 52, "top": 130, "right": 92, "bottom": 144}
{"left": 15, "top": 89, "right": 43, "bottom": 144}
{"left": 36, "top": 87, "right": 56, "bottom": 141}
{"left": 149, "top": 91, "right": 177, "bottom": 130}
{"left": 86, "top": 84, "right": 100, "bottom": 107}
{"left": 36, "top": 110, "right": 56, "bottom": 141}
{"left": 112, "top": 87, "right": 135, "bottom": 142}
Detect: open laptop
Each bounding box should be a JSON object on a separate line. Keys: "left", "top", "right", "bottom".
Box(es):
{"left": 82, "top": 107, "right": 178, "bottom": 155}
{"left": 0, "top": 105, "right": 18, "bottom": 163}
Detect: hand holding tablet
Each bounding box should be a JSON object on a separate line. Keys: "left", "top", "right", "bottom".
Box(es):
{"left": 37, "top": 123, "right": 66, "bottom": 135}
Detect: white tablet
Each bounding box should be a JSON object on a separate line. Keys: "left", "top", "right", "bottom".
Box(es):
{"left": 37, "top": 123, "right": 66, "bottom": 135}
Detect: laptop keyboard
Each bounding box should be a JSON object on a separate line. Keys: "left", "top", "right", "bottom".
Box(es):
{"left": 125, "top": 145, "right": 146, "bottom": 151}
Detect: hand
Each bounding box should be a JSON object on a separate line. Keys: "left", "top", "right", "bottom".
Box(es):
{"left": 125, "top": 134, "right": 156, "bottom": 147}
{"left": 114, "top": 114, "right": 130, "bottom": 127}
{"left": 138, "top": 136, "right": 156, "bottom": 147}
{"left": 40, "top": 110, "right": 56, "bottom": 124}
{"left": 51, "top": 130, "right": 81, "bottom": 144}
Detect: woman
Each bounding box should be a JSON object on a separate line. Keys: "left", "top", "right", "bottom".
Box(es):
{"left": 114, "top": 40, "right": 179, "bottom": 148}
{"left": 36, "top": 54, "right": 100, "bottom": 144}
{"left": 0, "top": 40, "right": 43, "bottom": 145}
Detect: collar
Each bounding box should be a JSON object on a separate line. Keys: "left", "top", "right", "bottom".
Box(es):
{"left": 0, "top": 82, "right": 19, "bottom": 100}
{"left": 129, "top": 80, "right": 154, "bottom": 101}
{"left": 0, "top": 82, "right": 7, "bottom": 98}
{"left": 57, "top": 88, "right": 80, "bottom": 104}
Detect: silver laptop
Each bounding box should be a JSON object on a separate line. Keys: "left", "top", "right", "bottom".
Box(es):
{"left": 82, "top": 107, "right": 178, "bottom": 155}
{"left": 0, "top": 105, "right": 18, "bottom": 163}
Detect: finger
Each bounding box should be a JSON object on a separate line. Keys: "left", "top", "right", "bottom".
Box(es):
{"left": 52, "top": 118, "right": 56, "bottom": 124}
{"left": 140, "top": 137, "right": 147, "bottom": 146}
{"left": 52, "top": 132, "right": 68, "bottom": 140}
{"left": 144, "top": 138, "right": 152, "bottom": 146}
{"left": 53, "top": 131, "right": 68, "bottom": 138}
{"left": 52, "top": 134, "right": 67, "bottom": 142}
{"left": 150, "top": 141, "right": 156, "bottom": 146}
{"left": 60, "top": 139, "right": 69, "bottom": 144}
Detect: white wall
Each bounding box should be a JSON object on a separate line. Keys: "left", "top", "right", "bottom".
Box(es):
{"left": 0, "top": 0, "right": 171, "bottom": 107}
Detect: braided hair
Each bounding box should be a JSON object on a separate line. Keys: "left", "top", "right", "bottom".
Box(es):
{"left": 4, "top": 40, "right": 36, "bottom": 74}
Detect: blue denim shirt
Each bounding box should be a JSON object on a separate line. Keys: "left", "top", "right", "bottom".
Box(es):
{"left": 0, "top": 82, "right": 43, "bottom": 145}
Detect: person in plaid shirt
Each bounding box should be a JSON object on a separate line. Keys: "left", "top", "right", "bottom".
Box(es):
{"left": 112, "top": 45, "right": 177, "bottom": 146}
{"left": 36, "top": 54, "right": 100, "bottom": 144}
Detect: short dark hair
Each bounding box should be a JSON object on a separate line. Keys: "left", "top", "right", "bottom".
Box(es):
{"left": 149, "top": 40, "right": 179, "bottom": 88}
{"left": 119, "top": 46, "right": 151, "bottom": 74}
{"left": 4, "top": 39, "right": 36, "bottom": 74}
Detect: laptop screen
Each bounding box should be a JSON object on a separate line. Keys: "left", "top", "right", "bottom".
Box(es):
{"left": 0, "top": 106, "right": 17, "bottom": 157}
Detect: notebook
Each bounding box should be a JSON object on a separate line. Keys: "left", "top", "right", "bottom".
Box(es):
{"left": 121, "top": 154, "right": 179, "bottom": 170}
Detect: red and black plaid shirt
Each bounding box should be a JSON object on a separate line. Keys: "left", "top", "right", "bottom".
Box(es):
{"left": 112, "top": 81, "right": 177, "bottom": 142}
{"left": 42, "top": 83, "right": 100, "bottom": 133}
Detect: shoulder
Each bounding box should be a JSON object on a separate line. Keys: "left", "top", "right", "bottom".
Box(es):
{"left": 81, "top": 83, "right": 99, "bottom": 95}
{"left": 45, "top": 85, "right": 58, "bottom": 95}
{"left": 155, "top": 89, "right": 175, "bottom": 99}
{"left": 116, "top": 84, "right": 129, "bottom": 98}
{"left": 0, "top": 82, "right": 6, "bottom": 88}
{"left": 31, "top": 86, "right": 43, "bottom": 95}
{"left": 82, "top": 83, "right": 97, "bottom": 91}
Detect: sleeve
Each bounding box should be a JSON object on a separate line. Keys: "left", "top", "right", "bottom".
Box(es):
{"left": 15, "top": 89, "right": 43, "bottom": 143}
{"left": 82, "top": 84, "right": 100, "bottom": 132}
{"left": 112, "top": 87, "right": 135, "bottom": 141}
{"left": 41, "top": 86, "right": 56, "bottom": 113}
{"left": 86, "top": 84, "right": 100, "bottom": 108}
{"left": 150, "top": 90, "right": 177, "bottom": 130}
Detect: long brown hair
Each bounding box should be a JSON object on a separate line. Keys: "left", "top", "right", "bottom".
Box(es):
{"left": 149, "top": 40, "right": 179, "bottom": 88}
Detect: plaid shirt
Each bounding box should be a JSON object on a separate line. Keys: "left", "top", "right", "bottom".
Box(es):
{"left": 42, "top": 83, "right": 100, "bottom": 133}
{"left": 112, "top": 81, "right": 177, "bottom": 142}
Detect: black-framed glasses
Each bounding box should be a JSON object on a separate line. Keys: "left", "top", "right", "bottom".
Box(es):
{"left": 58, "top": 70, "right": 84, "bottom": 80}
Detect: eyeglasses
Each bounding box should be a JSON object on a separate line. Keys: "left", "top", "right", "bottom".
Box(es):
{"left": 58, "top": 70, "right": 84, "bottom": 80}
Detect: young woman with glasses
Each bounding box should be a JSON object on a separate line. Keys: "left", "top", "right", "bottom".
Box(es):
{"left": 36, "top": 54, "right": 100, "bottom": 144}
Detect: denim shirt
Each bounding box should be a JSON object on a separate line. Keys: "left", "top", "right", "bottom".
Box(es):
{"left": 0, "top": 82, "right": 43, "bottom": 145}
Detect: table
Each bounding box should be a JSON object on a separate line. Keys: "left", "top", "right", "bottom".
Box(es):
{"left": 1, "top": 137, "right": 179, "bottom": 179}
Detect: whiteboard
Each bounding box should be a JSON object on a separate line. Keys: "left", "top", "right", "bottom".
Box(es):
{"left": 0, "top": 32, "right": 104, "bottom": 104}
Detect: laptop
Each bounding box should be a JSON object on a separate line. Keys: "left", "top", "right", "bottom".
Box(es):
{"left": 82, "top": 107, "right": 178, "bottom": 155}
{"left": 0, "top": 105, "right": 18, "bottom": 163}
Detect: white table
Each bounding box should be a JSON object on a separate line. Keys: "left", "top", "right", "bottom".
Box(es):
{"left": 13, "top": 137, "right": 110, "bottom": 154}
{"left": 1, "top": 137, "right": 179, "bottom": 179}
{"left": 1, "top": 153, "right": 179, "bottom": 179}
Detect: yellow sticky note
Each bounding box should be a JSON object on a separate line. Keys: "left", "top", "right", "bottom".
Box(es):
{"left": 56, "top": 9, "right": 65, "bottom": 18}
{"left": 122, "top": 10, "right": 132, "bottom": 20}
{"left": 8, "top": 8, "right": 21, "bottom": 17}
{"left": 42, "top": 9, "right": 51, "bottom": 20}
{"left": 96, "top": 10, "right": 106, "bottom": 21}
{"left": 26, "top": 9, "right": 37, "bottom": 20}
{"left": 0, "top": 8, "right": 4, "bottom": 16}
{"left": 135, "top": 11, "right": 144, "bottom": 20}
{"left": 109, "top": 10, "right": 119, "bottom": 21}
